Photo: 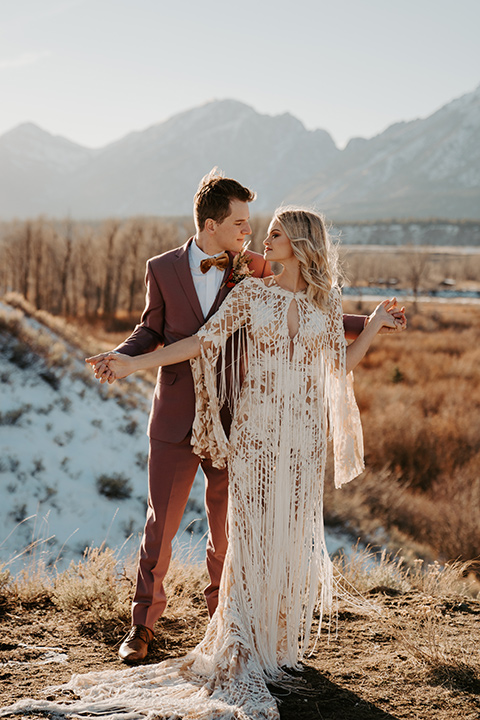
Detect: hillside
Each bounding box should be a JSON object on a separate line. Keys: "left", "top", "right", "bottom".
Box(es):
{"left": 0, "top": 296, "right": 208, "bottom": 571}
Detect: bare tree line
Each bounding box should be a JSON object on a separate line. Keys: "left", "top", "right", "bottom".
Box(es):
{"left": 0, "top": 217, "right": 194, "bottom": 320}
{"left": 1, "top": 216, "right": 478, "bottom": 323}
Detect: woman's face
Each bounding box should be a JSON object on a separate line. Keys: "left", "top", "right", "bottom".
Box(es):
{"left": 263, "top": 220, "right": 295, "bottom": 263}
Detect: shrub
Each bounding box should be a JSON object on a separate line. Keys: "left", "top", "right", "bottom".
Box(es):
{"left": 121, "top": 419, "right": 139, "bottom": 436}
{"left": 39, "top": 370, "right": 60, "bottom": 390}
{"left": 135, "top": 451, "right": 148, "bottom": 471}
{"left": 8, "top": 341, "right": 35, "bottom": 370}
{"left": 9, "top": 503, "right": 28, "bottom": 523}
{"left": 96, "top": 473, "right": 132, "bottom": 500}
{"left": 52, "top": 547, "right": 133, "bottom": 639}
{"left": 0, "top": 405, "right": 31, "bottom": 426}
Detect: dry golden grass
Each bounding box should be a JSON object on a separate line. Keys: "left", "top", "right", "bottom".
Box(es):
{"left": 3, "top": 291, "right": 478, "bottom": 569}
{"left": 391, "top": 595, "right": 480, "bottom": 691}
{"left": 0, "top": 542, "right": 209, "bottom": 638}
{"left": 337, "top": 546, "right": 479, "bottom": 598}
{"left": 70, "top": 296, "right": 480, "bottom": 567}
{"left": 333, "top": 548, "right": 480, "bottom": 697}
{"left": 326, "top": 300, "right": 480, "bottom": 566}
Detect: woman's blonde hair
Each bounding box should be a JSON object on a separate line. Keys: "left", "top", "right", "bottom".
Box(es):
{"left": 273, "top": 206, "right": 341, "bottom": 310}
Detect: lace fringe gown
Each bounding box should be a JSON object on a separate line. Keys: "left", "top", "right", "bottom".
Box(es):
{"left": 2, "top": 278, "right": 364, "bottom": 720}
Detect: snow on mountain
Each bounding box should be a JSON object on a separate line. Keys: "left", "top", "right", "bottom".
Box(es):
{"left": 0, "top": 99, "right": 337, "bottom": 218}
{"left": 57, "top": 99, "right": 338, "bottom": 218}
{"left": 0, "top": 87, "right": 478, "bottom": 221}
{"left": 288, "top": 85, "right": 480, "bottom": 219}
{"left": 0, "top": 123, "right": 96, "bottom": 172}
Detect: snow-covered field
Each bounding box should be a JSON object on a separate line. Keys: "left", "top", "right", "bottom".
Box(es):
{"left": 0, "top": 299, "right": 354, "bottom": 575}
{"left": 0, "top": 300, "right": 209, "bottom": 573}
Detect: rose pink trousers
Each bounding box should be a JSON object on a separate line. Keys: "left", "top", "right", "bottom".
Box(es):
{"left": 131, "top": 435, "right": 229, "bottom": 629}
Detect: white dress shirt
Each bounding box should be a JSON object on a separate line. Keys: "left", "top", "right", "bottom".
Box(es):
{"left": 189, "top": 239, "right": 226, "bottom": 318}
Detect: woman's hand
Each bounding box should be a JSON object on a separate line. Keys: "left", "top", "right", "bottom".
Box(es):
{"left": 85, "top": 352, "right": 137, "bottom": 384}
{"left": 368, "top": 298, "right": 405, "bottom": 334}
{"left": 103, "top": 353, "right": 137, "bottom": 381}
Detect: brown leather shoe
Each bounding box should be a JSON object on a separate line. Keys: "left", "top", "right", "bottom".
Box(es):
{"left": 118, "top": 624, "right": 154, "bottom": 663}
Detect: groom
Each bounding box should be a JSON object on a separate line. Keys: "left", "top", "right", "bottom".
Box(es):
{"left": 87, "top": 169, "right": 400, "bottom": 663}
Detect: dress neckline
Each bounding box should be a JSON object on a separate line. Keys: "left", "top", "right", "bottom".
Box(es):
{"left": 261, "top": 275, "right": 307, "bottom": 295}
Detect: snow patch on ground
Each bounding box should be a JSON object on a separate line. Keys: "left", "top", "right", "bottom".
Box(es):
{"left": 0, "top": 301, "right": 206, "bottom": 572}
{"left": 0, "top": 300, "right": 355, "bottom": 575}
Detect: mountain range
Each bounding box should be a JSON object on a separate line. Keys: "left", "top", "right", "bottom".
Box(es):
{"left": 1, "top": 87, "right": 479, "bottom": 221}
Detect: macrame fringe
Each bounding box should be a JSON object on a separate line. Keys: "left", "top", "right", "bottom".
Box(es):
{"left": 2, "top": 278, "right": 365, "bottom": 720}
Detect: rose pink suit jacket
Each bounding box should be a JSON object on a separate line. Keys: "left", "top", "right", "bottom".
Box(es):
{"left": 115, "top": 238, "right": 272, "bottom": 441}
{"left": 116, "top": 237, "right": 366, "bottom": 438}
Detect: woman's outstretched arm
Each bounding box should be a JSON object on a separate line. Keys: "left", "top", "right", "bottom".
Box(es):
{"left": 86, "top": 336, "right": 201, "bottom": 383}
{"left": 345, "top": 298, "right": 400, "bottom": 374}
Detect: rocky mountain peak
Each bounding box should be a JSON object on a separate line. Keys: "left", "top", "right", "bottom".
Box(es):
{"left": 0, "top": 89, "right": 478, "bottom": 220}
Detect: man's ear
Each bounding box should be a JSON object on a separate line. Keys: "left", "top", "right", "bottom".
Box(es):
{"left": 204, "top": 218, "right": 216, "bottom": 234}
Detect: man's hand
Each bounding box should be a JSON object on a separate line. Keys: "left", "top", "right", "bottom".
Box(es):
{"left": 85, "top": 351, "right": 118, "bottom": 384}
{"left": 366, "top": 299, "right": 407, "bottom": 334}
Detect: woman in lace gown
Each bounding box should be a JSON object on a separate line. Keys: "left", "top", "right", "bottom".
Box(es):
{"left": 3, "top": 208, "right": 402, "bottom": 720}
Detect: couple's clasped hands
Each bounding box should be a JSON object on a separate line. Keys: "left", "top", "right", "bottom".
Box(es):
{"left": 85, "top": 297, "right": 406, "bottom": 385}
{"left": 86, "top": 350, "right": 139, "bottom": 384}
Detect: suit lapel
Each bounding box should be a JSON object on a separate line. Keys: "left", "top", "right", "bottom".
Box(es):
{"left": 206, "top": 252, "right": 234, "bottom": 321}
{"left": 172, "top": 238, "right": 204, "bottom": 325}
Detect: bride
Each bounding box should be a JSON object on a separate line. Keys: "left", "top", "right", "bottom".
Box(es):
{"left": 3, "top": 207, "right": 403, "bottom": 720}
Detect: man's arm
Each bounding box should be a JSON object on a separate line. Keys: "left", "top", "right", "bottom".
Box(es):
{"left": 115, "top": 259, "right": 165, "bottom": 355}
{"left": 255, "top": 251, "right": 405, "bottom": 339}
{"left": 343, "top": 314, "right": 367, "bottom": 340}
{"left": 87, "top": 259, "right": 165, "bottom": 382}
{"left": 346, "top": 300, "right": 400, "bottom": 372}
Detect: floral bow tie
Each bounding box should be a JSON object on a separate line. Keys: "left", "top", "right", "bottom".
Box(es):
{"left": 200, "top": 252, "right": 230, "bottom": 274}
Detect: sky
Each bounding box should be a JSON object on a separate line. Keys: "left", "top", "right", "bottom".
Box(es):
{"left": 0, "top": 0, "right": 479, "bottom": 149}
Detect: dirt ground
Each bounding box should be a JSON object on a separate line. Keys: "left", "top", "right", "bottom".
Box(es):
{"left": 0, "top": 590, "right": 479, "bottom": 720}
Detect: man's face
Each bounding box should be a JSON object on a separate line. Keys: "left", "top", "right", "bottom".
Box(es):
{"left": 211, "top": 200, "right": 252, "bottom": 253}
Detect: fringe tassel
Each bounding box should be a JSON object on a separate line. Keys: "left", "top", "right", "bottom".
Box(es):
{"left": 3, "top": 278, "right": 365, "bottom": 720}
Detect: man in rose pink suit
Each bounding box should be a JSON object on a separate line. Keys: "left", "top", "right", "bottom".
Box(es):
{"left": 87, "top": 169, "right": 404, "bottom": 663}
